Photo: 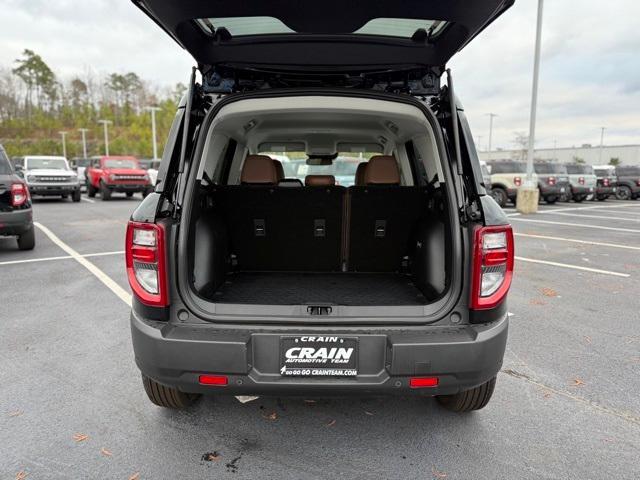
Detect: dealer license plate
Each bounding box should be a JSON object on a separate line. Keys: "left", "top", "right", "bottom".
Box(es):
{"left": 280, "top": 336, "right": 358, "bottom": 377}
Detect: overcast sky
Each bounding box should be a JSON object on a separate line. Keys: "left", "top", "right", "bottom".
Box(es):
{"left": 1, "top": 0, "right": 639, "bottom": 150}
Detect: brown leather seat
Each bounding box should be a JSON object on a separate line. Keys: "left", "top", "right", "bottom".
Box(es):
{"left": 305, "top": 175, "right": 335, "bottom": 186}
{"left": 355, "top": 162, "right": 367, "bottom": 186}
{"left": 240, "top": 155, "right": 278, "bottom": 185}
{"left": 364, "top": 155, "right": 400, "bottom": 185}
{"left": 273, "top": 160, "right": 285, "bottom": 182}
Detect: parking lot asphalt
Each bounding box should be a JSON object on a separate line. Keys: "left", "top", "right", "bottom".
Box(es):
{"left": 1, "top": 196, "right": 639, "bottom": 479}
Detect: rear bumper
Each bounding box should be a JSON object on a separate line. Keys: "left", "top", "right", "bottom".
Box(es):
{"left": 539, "top": 185, "right": 564, "bottom": 197}
{"left": 0, "top": 208, "right": 33, "bottom": 236}
{"left": 28, "top": 183, "right": 79, "bottom": 196}
{"left": 596, "top": 186, "right": 616, "bottom": 196}
{"left": 131, "top": 311, "right": 509, "bottom": 396}
{"left": 571, "top": 185, "right": 595, "bottom": 196}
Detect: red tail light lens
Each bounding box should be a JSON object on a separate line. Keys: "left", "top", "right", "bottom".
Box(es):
{"left": 10, "top": 183, "right": 28, "bottom": 207}
{"left": 514, "top": 177, "right": 522, "bottom": 187}
{"left": 636, "top": 179, "right": 640, "bottom": 187}
{"left": 578, "top": 177, "right": 585, "bottom": 185}
{"left": 603, "top": 178, "right": 609, "bottom": 187}
{"left": 125, "top": 221, "right": 168, "bottom": 307}
{"left": 471, "top": 225, "right": 514, "bottom": 310}
{"left": 547, "top": 176, "right": 556, "bottom": 185}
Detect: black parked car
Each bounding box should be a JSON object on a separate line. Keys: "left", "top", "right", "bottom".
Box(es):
{"left": 127, "top": 0, "right": 515, "bottom": 413}
{"left": 533, "top": 162, "right": 570, "bottom": 204}
{"left": 614, "top": 165, "right": 640, "bottom": 200}
{"left": 0, "top": 145, "right": 34, "bottom": 250}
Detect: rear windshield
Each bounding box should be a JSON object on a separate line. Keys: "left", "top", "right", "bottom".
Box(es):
{"left": 260, "top": 152, "right": 378, "bottom": 187}
{"left": 616, "top": 166, "right": 640, "bottom": 176}
{"left": 566, "top": 164, "right": 594, "bottom": 175}
{"left": 534, "top": 163, "right": 567, "bottom": 174}
{"left": 103, "top": 159, "right": 138, "bottom": 169}
{"left": 489, "top": 162, "right": 527, "bottom": 174}
{"left": 26, "top": 158, "right": 69, "bottom": 170}
{"left": 0, "top": 148, "right": 12, "bottom": 174}
{"left": 593, "top": 168, "right": 613, "bottom": 178}
{"left": 196, "top": 17, "right": 449, "bottom": 39}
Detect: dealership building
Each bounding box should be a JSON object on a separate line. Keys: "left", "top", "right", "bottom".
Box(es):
{"left": 477, "top": 144, "right": 640, "bottom": 166}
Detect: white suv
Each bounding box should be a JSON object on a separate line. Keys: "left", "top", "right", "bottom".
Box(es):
{"left": 14, "top": 156, "right": 81, "bottom": 202}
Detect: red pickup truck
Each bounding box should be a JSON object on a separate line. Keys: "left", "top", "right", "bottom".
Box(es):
{"left": 86, "top": 156, "right": 152, "bottom": 201}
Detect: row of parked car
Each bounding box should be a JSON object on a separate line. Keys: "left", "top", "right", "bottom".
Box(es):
{"left": 482, "top": 160, "right": 640, "bottom": 207}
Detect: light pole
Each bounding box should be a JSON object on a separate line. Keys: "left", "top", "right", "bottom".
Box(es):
{"left": 146, "top": 106, "right": 161, "bottom": 160}
{"left": 98, "top": 120, "right": 112, "bottom": 156}
{"left": 78, "top": 128, "right": 89, "bottom": 158}
{"left": 486, "top": 113, "right": 498, "bottom": 161}
{"left": 517, "top": 0, "right": 544, "bottom": 214}
{"left": 58, "top": 131, "right": 68, "bottom": 158}
{"left": 598, "top": 127, "right": 606, "bottom": 164}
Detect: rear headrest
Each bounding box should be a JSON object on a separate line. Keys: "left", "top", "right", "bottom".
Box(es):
{"left": 305, "top": 175, "right": 335, "bottom": 187}
{"left": 364, "top": 155, "right": 400, "bottom": 185}
{"left": 278, "top": 179, "right": 304, "bottom": 188}
{"left": 355, "top": 162, "right": 367, "bottom": 186}
{"left": 241, "top": 155, "right": 278, "bottom": 184}
{"left": 272, "top": 160, "right": 285, "bottom": 182}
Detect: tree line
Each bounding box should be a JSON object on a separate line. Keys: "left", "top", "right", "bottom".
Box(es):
{"left": 0, "top": 49, "right": 186, "bottom": 158}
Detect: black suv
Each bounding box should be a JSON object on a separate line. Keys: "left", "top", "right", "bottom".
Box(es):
{"left": 614, "top": 165, "right": 640, "bottom": 200}
{"left": 127, "top": 0, "right": 515, "bottom": 412}
{"left": 0, "top": 145, "right": 34, "bottom": 250}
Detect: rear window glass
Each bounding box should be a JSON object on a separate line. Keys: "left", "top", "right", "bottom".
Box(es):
{"left": 103, "top": 159, "right": 138, "bottom": 169}
{"left": 0, "top": 148, "right": 12, "bottom": 174}
{"left": 26, "top": 158, "right": 69, "bottom": 170}
{"left": 616, "top": 166, "right": 640, "bottom": 176}
{"left": 534, "top": 163, "right": 567, "bottom": 174}
{"left": 196, "top": 17, "right": 448, "bottom": 39}
{"left": 260, "top": 152, "right": 378, "bottom": 187}
{"left": 488, "top": 162, "right": 527, "bottom": 174}
{"left": 566, "top": 165, "right": 594, "bottom": 175}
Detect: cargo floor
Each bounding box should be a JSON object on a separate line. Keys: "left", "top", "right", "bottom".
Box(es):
{"left": 209, "top": 272, "right": 429, "bottom": 306}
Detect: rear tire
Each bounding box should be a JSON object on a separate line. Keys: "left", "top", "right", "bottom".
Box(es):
{"left": 17, "top": 226, "right": 36, "bottom": 250}
{"left": 436, "top": 377, "right": 496, "bottom": 413}
{"left": 597, "top": 195, "right": 607, "bottom": 201}
{"left": 100, "top": 182, "right": 111, "bottom": 201}
{"left": 490, "top": 187, "right": 508, "bottom": 207}
{"left": 616, "top": 186, "right": 631, "bottom": 201}
{"left": 142, "top": 374, "right": 201, "bottom": 409}
{"left": 72, "top": 190, "right": 81, "bottom": 202}
{"left": 573, "top": 195, "right": 584, "bottom": 203}
{"left": 87, "top": 182, "right": 97, "bottom": 198}
{"left": 545, "top": 196, "right": 557, "bottom": 204}
{"left": 126, "top": 192, "right": 134, "bottom": 198}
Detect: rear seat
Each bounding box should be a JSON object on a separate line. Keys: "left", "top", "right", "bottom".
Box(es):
{"left": 347, "top": 156, "right": 427, "bottom": 272}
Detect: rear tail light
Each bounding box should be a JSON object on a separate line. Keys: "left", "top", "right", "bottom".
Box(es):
{"left": 636, "top": 179, "right": 640, "bottom": 187}
{"left": 514, "top": 177, "right": 522, "bottom": 187}
{"left": 471, "top": 225, "right": 514, "bottom": 310}
{"left": 546, "top": 176, "right": 556, "bottom": 186}
{"left": 410, "top": 377, "right": 439, "bottom": 388}
{"left": 603, "top": 178, "right": 610, "bottom": 187}
{"left": 10, "top": 183, "right": 29, "bottom": 207}
{"left": 125, "top": 221, "right": 168, "bottom": 306}
{"left": 578, "top": 177, "right": 585, "bottom": 185}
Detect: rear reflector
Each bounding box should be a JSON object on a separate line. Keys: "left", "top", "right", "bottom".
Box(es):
{"left": 198, "top": 375, "right": 228, "bottom": 386}
{"left": 410, "top": 377, "right": 439, "bottom": 388}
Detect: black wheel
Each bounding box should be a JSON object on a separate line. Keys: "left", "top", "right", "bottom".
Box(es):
{"left": 72, "top": 190, "right": 81, "bottom": 202}
{"left": 573, "top": 195, "right": 584, "bottom": 203}
{"left": 436, "top": 377, "right": 496, "bottom": 413}
{"left": 142, "top": 374, "right": 201, "bottom": 409}
{"left": 17, "top": 226, "right": 36, "bottom": 250}
{"left": 490, "top": 187, "right": 508, "bottom": 208}
{"left": 597, "top": 195, "right": 607, "bottom": 201}
{"left": 61, "top": 194, "right": 69, "bottom": 199}
{"left": 100, "top": 182, "right": 112, "bottom": 201}
{"left": 87, "top": 182, "right": 97, "bottom": 198}
{"left": 616, "top": 186, "right": 631, "bottom": 201}
{"left": 545, "top": 196, "right": 557, "bottom": 205}
{"left": 126, "top": 192, "right": 134, "bottom": 198}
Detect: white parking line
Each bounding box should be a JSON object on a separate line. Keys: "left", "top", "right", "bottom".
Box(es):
{"left": 34, "top": 222, "right": 131, "bottom": 306}
{"left": 81, "top": 197, "right": 95, "bottom": 204}
{"left": 0, "top": 250, "right": 124, "bottom": 266}
{"left": 510, "top": 218, "right": 640, "bottom": 233}
{"left": 587, "top": 208, "right": 640, "bottom": 216}
{"left": 537, "top": 204, "right": 640, "bottom": 214}
{"left": 515, "top": 256, "right": 630, "bottom": 278}
{"left": 514, "top": 233, "right": 640, "bottom": 251}
{"left": 538, "top": 211, "right": 640, "bottom": 223}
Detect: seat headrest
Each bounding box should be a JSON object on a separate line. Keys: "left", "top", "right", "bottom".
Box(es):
{"left": 278, "top": 179, "right": 304, "bottom": 188}
{"left": 364, "top": 155, "right": 400, "bottom": 185}
{"left": 240, "top": 155, "right": 278, "bottom": 184}
{"left": 355, "top": 162, "right": 367, "bottom": 186}
{"left": 305, "top": 175, "right": 335, "bottom": 187}
{"left": 272, "top": 160, "right": 285, "bottom": 182}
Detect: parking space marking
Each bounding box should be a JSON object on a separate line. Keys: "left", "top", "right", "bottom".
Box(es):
{"left": 510, "top": 218, "right": 640, "bottom": 233}
{"left": 537, "top": 204, "right": 640, "bottom": 214}
{"left": 515, "top": 233, "right": 640, "bottom": 251}
{"left": 587, "top": 208, "right": 640, "bottom": 216}
{"left": 81, "top": 197, "right": 95, "bottom": 204}
{"left": 0, "top": 250, "right": 124, "bottom": 266}
{"left": 34, "top": 222, "right": 132, "bottom": 306}
{"left": 538, "top": 211, "right": 640, "bottom": 223}
{"left": 515, "top": 256, "right": 630, "bottom": 277}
